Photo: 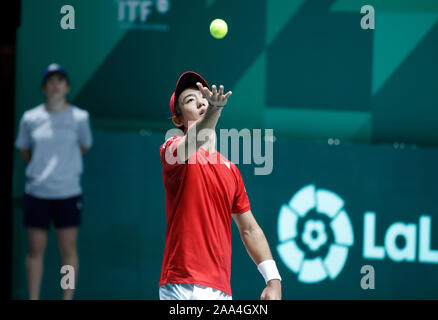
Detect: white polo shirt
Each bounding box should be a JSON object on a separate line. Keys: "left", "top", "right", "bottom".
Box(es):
{"left": 15, "top": 104, "right": 93, "bottom": 199}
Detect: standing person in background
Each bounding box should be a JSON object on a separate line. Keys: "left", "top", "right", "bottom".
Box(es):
{"left": 15, "top": 63, "right": 93, "bottom": 300}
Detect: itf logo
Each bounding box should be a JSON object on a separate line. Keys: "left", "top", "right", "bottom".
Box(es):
{"left": 116, "top": 0, "right": 171, "bottom": 30}
{"left": 277, "top": 185, "right": 354, "bottom": 283}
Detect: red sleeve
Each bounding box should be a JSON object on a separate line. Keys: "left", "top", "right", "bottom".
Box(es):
{"left": 231, "top": 165, "right": 251, "bottom": 214}
{"left": 160, "top": 136, "right": 185, "bottom": 174}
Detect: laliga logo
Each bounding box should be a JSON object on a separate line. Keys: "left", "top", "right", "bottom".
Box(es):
{"left": 277, "top": 185, "right": 438, "bottom": 284}
{"left": 277, "top": 185, "right": 354, "bottom": 283}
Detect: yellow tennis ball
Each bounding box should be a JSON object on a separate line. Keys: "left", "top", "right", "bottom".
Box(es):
{"left": 210, "top": 19, "right": 228, "bottom": 39}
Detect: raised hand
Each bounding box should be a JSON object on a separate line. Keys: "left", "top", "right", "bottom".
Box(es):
{"left": 196, "top": 82, "right": 232, "bottom": 108}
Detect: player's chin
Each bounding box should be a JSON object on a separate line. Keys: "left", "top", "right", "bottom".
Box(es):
{"left": 195, "top": 113, "right": 206, "bottom": 120}
{"left": 50, "top": 89, "right": 66, "bottom": 97}
{"left": 187, "top": 115, "right": 203, "bottom": 124}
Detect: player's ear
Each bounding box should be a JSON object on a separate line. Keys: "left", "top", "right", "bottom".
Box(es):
{"left": 172, "top": 115, "right": 183, "bottom": 127}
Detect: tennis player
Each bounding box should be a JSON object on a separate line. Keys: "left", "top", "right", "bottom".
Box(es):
{"left": 15, "top": 63, "right": 93, "bottom": 299}
{"left": 159, "top": 71, "right": 282, "bottom": 300}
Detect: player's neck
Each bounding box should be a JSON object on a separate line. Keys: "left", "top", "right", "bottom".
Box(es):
{"left": 45, "top": 99, "right": 68, "bottom": 113}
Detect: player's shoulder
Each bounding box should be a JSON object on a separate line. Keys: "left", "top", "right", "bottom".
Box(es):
{"left": 218, "top": 153, "right": 241, "bottom": 174}
{"left": 229, "top": 161, "right": 241, "bottom": 176}
{"left": 161, "top": 135, "right": 183, "bottom": 150}
{"left": 160, "top": 135, "right": 182, "bottom": 159}
{"left": 69, "top": 105, "right": 90, "bottom": 120}
{"left": 22, "top": 104, "right": 45, "bottom": 121}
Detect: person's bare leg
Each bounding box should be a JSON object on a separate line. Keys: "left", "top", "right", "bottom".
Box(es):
{"left": 26, "top": 228, "right": 48, "bottom": 300}
{"left": 56, "top": 227, "right": 79, "bottom": 300}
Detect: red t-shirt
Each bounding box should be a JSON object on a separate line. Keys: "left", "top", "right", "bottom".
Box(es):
{"left": 159, "top": 136, "right": 251, "bottom": 296}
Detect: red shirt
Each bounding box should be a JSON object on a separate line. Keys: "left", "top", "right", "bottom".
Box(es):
{"left": 159, "top": 136, "right": 251, "bottom": 296}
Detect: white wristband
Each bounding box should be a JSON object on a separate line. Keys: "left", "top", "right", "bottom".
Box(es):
{"left": 257, "top": 259, "right": 282, "bottom": 284}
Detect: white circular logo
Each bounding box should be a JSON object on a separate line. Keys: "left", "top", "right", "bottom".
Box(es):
{"left": 276, "top": 185, "right": 354, "bottom": 283}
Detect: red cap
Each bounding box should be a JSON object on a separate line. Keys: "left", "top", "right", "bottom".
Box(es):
{"left": 170, "top": 71, "right": 210, "bottom": 116}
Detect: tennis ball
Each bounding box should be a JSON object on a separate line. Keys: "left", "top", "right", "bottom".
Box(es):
{"left": 210, "top": 19, "right": 228, "bottom": 39}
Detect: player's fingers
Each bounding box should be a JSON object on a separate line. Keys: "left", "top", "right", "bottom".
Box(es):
{"left": 206, "top": 88, "right": 213, "bottom": 100}
{"left": 199, "top": 84, "right": 213, "bottom": 99}
{"left": 212, "top": 84, "right": 218, "bottom": 98}
{"left": 219, "top": 85, "right": 224, "bottom": 97}
{"left": 224, "top": 91, "right": 232, "bottom": 99}
{"left": 196, "top": 82, "right": 205, "bottom": 96}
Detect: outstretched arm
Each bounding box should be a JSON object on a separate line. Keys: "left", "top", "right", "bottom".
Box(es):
{"left": 176, "top": 83, "right": 232, "bottom": 163}
{"left": 232, "top": 210, "right": 282, "bottom": 300}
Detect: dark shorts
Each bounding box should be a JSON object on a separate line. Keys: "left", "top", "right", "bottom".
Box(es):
{"left": 23, "top": 194, "right": 83, "bottom": 230}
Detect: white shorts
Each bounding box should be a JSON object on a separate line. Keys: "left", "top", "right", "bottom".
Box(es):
{"left": 159, "top": 283, "right": 232, "bottom": 300}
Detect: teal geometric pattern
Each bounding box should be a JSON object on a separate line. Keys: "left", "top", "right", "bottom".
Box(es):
{"left": 332, "top": 0, "right": 438, "bottom": 95}
{"left": 14, "top": 0, "right": 438, "bottom": 146}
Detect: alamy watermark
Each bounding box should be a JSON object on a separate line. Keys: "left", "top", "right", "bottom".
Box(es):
{"left": 60, "top": 5, "right": 75, "bottom": 30}
{"left": 60, "top": 265, "right": 75, "bottom": 290}
{"left": 164, "top": 123, "right": 274, "bottom": 176}
{"left": 360, "top": 5, "right": 375, "bottom": 30}
{"left": 360, "top": 265, "right": 375, "bottom": 290}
